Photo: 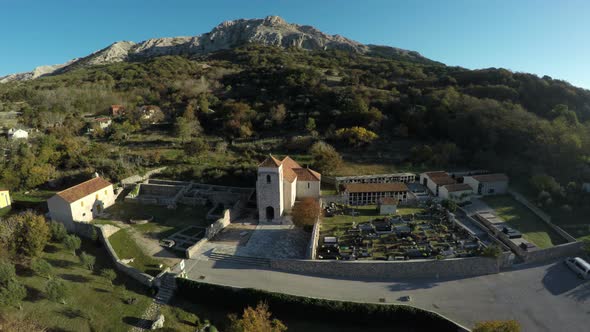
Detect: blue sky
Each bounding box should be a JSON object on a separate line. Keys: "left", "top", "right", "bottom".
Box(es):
{"left": 1, "top": 0, "right": 589, "bottom": 89}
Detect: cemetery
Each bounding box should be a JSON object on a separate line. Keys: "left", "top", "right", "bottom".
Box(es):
{"left": 318, "top": 203, "right": 484, "bottom": 260}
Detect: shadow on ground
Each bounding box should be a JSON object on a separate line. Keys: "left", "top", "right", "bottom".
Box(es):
{"left": 541, "top": 262, "right": 585, "bottom": 295}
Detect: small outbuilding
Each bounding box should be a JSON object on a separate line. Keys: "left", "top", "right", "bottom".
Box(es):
{"left": 439, "top": 183, "right": 473, "bottom": 202}
{"left": 0, "top": 189, "right": 11, "bottom": 209}
{"left": 463, "top": 173, "right": 509, "bottom": 196}
{"left": 7, "top": 128, "right": 28, "bottom": 140}
{"left": 378, "top": 197, "right": 397, "bottom": 215}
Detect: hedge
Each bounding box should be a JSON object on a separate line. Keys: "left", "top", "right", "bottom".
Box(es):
{"left": 175, "top": 278, "right": 459, "bottom": 331}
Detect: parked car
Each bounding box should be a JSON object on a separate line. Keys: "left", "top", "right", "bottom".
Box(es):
{"left": 564, "top": 257, "right": 590, "bottom": 279}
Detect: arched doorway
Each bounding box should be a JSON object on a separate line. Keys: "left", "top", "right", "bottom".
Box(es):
{"left": 265, "top": 206, "right": 274, "bottom": 221}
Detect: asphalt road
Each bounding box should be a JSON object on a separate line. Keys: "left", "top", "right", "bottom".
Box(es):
{"left": 184, "top": 258, "right": 590, "bottom": 331}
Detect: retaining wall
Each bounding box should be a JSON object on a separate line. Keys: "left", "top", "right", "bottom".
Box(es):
{"left": 120, "top": 167, "right": 167, "bottom": 186}
{"left": 307, "top": 219, "right": 321, "bottom": 259}
{"left": 96, "top": 225, "right": 155, "bottom": 287}
{"left": 522, "top": 241, "right": 583, "bottom": 264}
{"left": 270, "top": 256, "right": 500, "bottom": 279}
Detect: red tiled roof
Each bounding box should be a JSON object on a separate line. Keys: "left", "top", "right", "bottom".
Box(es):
{"left": 425, "top": 171, "right": 448, "bottom": 177}
{"left": 293, "top": 168, "right": 321, "bottom": 181}
{"left": 283, "top": 167, "right": 298, "bottom": 183}
{"left": 379, "top": 197, "right": 398, "bottom": 205}
{"left": 258, "top": 155, "right": 282, "bottom": 167}
{"left": 55, "top": 177, "right": 112, "bottom": 203}
{"left": 471, "top": 173, "right": 509, "bottom": 183}
{"left": 443, "top": 183, "right": 472, "bottom": 192}
{"left": 344, "top": 182, "right": 408, "bottom": 193}
{"left": 281, "top": 156, "right": 302, "bottom": 170}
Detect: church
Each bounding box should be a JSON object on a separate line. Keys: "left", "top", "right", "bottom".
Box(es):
{"left": 257, "top": 155, "right": 321, "bottom": 222}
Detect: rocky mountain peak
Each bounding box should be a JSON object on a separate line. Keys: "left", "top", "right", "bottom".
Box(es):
{"left": 0, "top": 16, "right": 433, "bottom": 83}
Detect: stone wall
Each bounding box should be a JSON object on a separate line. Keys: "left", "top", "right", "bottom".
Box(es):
{"left": 97, "top": 225, "right": 155, "bottom": 287}
{"left": 307, "top": 218, "right": 321, "bottom": 259}
{"left": 120, "top": 167, "right": 166, "bottom": 186}
{"left": 185, "top": 238, "right": 208, "bottom": 259}
{"left": 270, "top": 256, "right": 500, "bottom": 279}
{"left": 508, "top": 190, "right": 577, "bottom": 242}
{"left": 522, "top": 241, "right": 583, "bottom": 264}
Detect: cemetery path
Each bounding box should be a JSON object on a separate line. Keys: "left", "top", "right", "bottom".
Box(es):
{"left": 183, "top": 258, "right": 590, "bottom": 332}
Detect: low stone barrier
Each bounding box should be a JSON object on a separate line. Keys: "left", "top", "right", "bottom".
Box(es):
{"left": 270, "top": 256, "right": 500, "bottom": 279}
{"left": 307, "top": 218, "right": 321, "bottom": 259}
{"left": 97, "top": 225, "right": 155, "bottom": 287}
{"left": 185, "top": 238, "right": 209, "bottom": 259}
{"left": 120, "top": 167, "right": 167, "bottom": 186}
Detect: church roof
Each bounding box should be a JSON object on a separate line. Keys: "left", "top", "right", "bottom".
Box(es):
{"left": 258, "top": 155, "right": 321, "bottom": 182}
{"left": 294, "top": 168, "right": 321, "bottom": 181}
{"left": 258, "top": 155, "right": 282, "bottom": 167}
{"left": 281, "top": 156, "right": 302, "bottom": 170}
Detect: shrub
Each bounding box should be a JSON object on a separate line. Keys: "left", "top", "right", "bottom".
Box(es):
{"left": 291, "top": 198, "right": 321, "bottom": 228}
{"left": 79, "top": 251, "right": 96, "bottom": 271}
{"left": 0, "top": 280, "right": 27, "bottom": 307}
{"left": 101, "top": 269, "right": 117, "bottom": 285}
{"left": 63, "top": 234, "right": 81, "bottom": 254}
{"left": 45, "top": 278, "right": 67, "bottom": 303}
{"left": 49, "top": 221, "right": 68, "bottom": 242}
{"left": 227, "top": 302, "right": 287, "bottom": 332}
{"left": 482, "top": 245, "right": 501, "bottom": 258}
{"left": 6, "top": 211, "right": 50, "bottom": 258}
{"left": 0, "top": 260, "right": 16, "bottom": 286}
{"left": 309, "top": 141, "right": 342, "bottom": 175}
{"left": 31, "top": 258, "right": 53, "bottom": 279}
{"left": 473, "top": 320, "right": 521, "bottom": 332}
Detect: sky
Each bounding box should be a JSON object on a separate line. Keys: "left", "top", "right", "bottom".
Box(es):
{"left": 1, "top": 0, "right": 589, "bottom": 89}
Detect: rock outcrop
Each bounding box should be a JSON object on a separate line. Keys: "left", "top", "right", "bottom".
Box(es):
{"left": 0, "top": 16, "right": 433, "bottom": 83}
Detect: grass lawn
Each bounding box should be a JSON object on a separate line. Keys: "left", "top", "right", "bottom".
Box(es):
{"left": 5, "top": 240, "right": 154, "bottom": 332}
{"left": 107, "top": 228, "right": 164, "bottom": 276}
{"left": 11, "top": 189, "right": 56, "bottom": 203}
{"left": 102, "top": 202, "right": 210, "bottom": 240}
{"left": 0, "top": 206, "right": 11, "bottom": 217}
{"left": 546, "top": 205, "right": 590, "bottom": 242}
{"left": 483, "top": 195, "right": 567, "bottom": 248}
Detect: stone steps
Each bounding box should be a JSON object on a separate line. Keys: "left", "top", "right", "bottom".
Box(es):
{"left": 208, "top": 252, "right": 271, "bottom": 268}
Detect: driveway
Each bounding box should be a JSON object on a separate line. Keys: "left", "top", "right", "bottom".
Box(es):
{"left": 183, "top": 258, "right": 590, "bottom": 331}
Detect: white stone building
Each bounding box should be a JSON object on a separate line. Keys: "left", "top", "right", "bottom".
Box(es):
{"left": 439, "top": 183, "right": 473, "bottom": 202}
{"left": 342, "top": 182, "right": 409, "bottom": 206}
{"left": 256, "top": 155, "right": 321, "bottom": 222}
{"left": 463, "top": 174, "right": 509, "bottom": 196}
{"left": 419, "top": 171, "right": 456, "bottom": 196}
{"left": 7, "top": 128, "right": 28, "bottom": 140}
{"left": 47, "top": 176, "right": 116, "bottom": 231}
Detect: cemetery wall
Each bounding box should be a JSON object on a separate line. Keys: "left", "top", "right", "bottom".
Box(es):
{"left": 270, "top": 256, "right": 500, "bottom": 279}
{"left": 307, "top": 218, "right": 321, "bottom": 259}
{"left": 120, "top": 167, "right": 167, "bottom": 186}
{"left": 523, "top": 241, "right": 583, "bottom": 264}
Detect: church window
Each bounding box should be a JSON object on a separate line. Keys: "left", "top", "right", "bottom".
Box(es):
{"left": 266, "top": 175, "right": 271, "bottom": 184}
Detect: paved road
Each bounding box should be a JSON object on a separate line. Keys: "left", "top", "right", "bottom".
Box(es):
{"left": 183, "top": 259, "right": 590, "bottom": 331}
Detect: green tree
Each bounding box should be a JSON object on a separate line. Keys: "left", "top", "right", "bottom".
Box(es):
{"left": 0, "top": 260, "right": 16, "bottom": 286}
{"left": 473, "top": 320, "right": 520, "bottom": 332}
{"left": 63, "top": 235, "right": 81, "bottom": 255}
{"left": 305, "top": 117, "right": 316, "bottom": 133}
{"left": 6, "top": 211, "right": 50, "bottom": 258}
{"left": 0, "top": 280, "right": 27, "bottom": 307}
{"left": 45, "top": 278, "right": 68, "bottom": 303}
{"left": 31, "top": 258, "right": 53, "bottom": 279}
{"left": 441, "top": 199, "right": 457, "bottom": 212}
{"left": 79, "top": 252, "right": 96, "bottom": 271}
{"left": 309, "top": 141, "right": 343, "bottom": 175}
{"left": 49, "top": 221, "right": 68, "bottom": 242}
{"left": 100, "top": 269, "right": 117, "bottom": 285}
{"left": 270, "top": 104, "right": 286, "bottom": 125}
{"left": 334, "top": 126, "right": 378, "bottom": 146}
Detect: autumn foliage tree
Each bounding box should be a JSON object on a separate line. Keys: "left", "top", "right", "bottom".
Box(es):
{"left": 2, "top": 211, "right": 49, "bottom": 258}
{"left": 227, "top": 302, "right": 287, "bottom": 332}
{"left": 335, "top": 126, "right": 378, "bottom": 146}
{"left": 291, "top": 197, "right": 321, "bottom": 227}
{"left": 473, "top": 320, "right": 521, "bottom": 332}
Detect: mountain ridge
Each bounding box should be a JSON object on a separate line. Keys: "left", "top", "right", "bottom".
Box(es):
{"left": 1, "top": 16, "right": 434, "bottom": 83}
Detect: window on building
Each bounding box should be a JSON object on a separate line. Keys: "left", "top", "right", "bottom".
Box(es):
{"left": 104, "top": 190, "right": 108, "bottom": 195}
{"left": 81, "top": 201, "right": 84, "bottom": 207}
{"left": 307, "top": 183, "right": 310, "bottom": 189}
{"left": 96, "top": 194, "right": 99, "bottom": 200}
{"left": 266, "top": 175, "right": 271, "bottom": 184}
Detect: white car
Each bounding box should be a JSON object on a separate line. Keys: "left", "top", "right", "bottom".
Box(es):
{"left": 564, "top": 257, "right": 590, "bottom": 280}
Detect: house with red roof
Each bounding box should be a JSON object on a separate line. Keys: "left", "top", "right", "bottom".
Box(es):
{"left": 257, "top": 155, "right": 321, "bottom": 222}
{"left": 47, "top": 176, "right": 115, "bottom": 230}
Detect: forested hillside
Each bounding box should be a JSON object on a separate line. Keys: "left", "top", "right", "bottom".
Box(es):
{"left": 1, "top": 45, "right": 590, "bottom": 209}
